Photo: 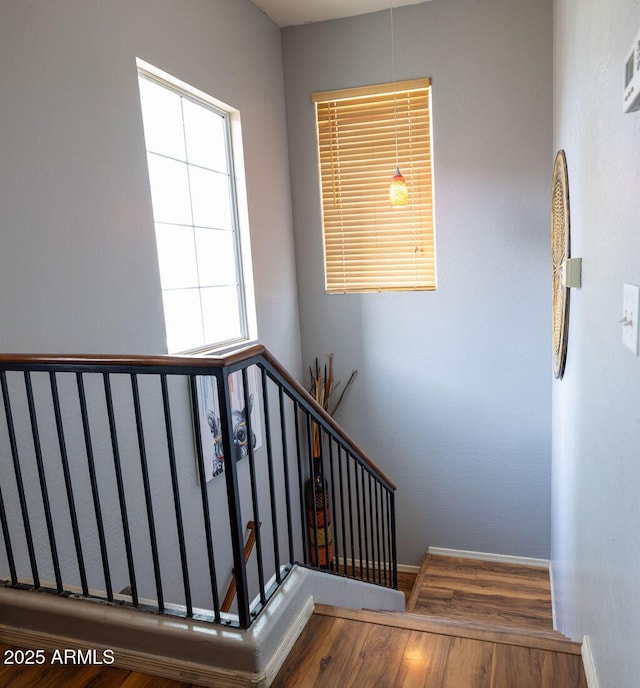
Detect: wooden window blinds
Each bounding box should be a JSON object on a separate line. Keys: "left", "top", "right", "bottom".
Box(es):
{"left": 312, "top": 79, "right": 436, "bottom": 293}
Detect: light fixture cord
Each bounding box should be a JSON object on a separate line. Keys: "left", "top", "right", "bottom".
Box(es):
{"left": 391, "top": 0, "right": 399, "bottom": 170}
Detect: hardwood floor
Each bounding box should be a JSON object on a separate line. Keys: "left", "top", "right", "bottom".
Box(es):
{"left": 274, "top": 555, "right": 587, "bottom": 687}
{"left": 272, "top": 609, "right": 586, "bottom": 687}
{"left": 0, "top": 645, "right": 193, "bottom": 687}
{"left": 398, "top": 569, "right": 419, "bottom": 604}
{"left": 407, "top": 555, "right": 554, "bottom": 631}
{"left": 2, "top": 555, "right": 586, "bottom": 687}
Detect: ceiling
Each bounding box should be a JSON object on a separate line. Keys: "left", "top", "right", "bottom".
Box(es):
{"left": 249, "top": 0, "right": 430, "bottom": 27}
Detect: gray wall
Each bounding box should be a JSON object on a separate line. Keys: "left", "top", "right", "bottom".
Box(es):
{"left": 0, "top": 0, "right": 301, "bottom": 368}
{"left": 552, "top": 0, "right": 640, "bottom": 685}
{"left": 282, "top": 0, "right": 553, "bottom": 564}
{"left": 0, "top": 0, "right": 302, "bottom": 614}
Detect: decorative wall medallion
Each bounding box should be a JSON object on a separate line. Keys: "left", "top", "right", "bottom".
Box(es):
{"left": 551, "top": 150, "right": 570, "bottom": 379}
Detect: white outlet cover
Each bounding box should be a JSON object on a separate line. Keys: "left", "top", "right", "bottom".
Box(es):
{"left": 622, "top": 283, "right": 640, "bottom": 355}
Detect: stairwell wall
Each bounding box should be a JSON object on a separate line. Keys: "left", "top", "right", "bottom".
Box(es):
{"left": 551, "top": 0, "right": 640, "bottom": 685}
{"left": 282, "top": 0, "right": 553, "bottom": 564}
{"left": 0, "top": 0, "right": 302, "bottom": 614}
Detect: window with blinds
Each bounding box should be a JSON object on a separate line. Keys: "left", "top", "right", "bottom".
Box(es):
{"left": 312, "top": 79, "right": 436, "bottom": 293}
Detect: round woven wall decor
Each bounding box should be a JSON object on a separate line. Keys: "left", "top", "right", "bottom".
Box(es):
{"left": 551, "top": 150, "right": 570, "bottom": 379}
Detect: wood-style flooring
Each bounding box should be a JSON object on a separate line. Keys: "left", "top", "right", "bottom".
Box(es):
{"left": 272, "top": 605, "right": 585, "bottom": 688}
{"left": 274, "top": 555, "right": 587, "bottom": 687}
{"left": 0, "top": 647, "right": 192, "bottom": 687}
{"left": 407, "top": 554, "right": 554, "bottom": 631}
{"left": 397, "top": 569, "right": 418, "bottom": 604}
{"left": 1, "top": 555, "right": 587, "bottom": 687}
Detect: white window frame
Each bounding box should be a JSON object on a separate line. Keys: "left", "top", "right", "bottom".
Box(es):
{"left": 137, "top": 59, "right": 257, "bottom": 354}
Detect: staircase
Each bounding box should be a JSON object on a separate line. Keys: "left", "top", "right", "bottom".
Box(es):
{"left": 273, "top": 554, "right": 587, "bottom": 687}
{"left": 0, "top": 347, "right": 587, "bottom": 686}
{"left": 0, "top": 345, "right": 399, "bottom": 685}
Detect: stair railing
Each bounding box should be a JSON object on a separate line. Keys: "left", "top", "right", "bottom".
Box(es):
{"left": 0, "top": 345, "right": 396, "bottom": 630}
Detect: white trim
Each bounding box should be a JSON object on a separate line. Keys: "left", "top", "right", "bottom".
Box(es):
{"left": 549, "top": 560, "right": 558, "bottom": 630}
{"left": 582, "top": 635, "right": 600, "bottom": 688}
{"left": 136, "top": 58, "right": 234, "bottom": 114}
{"left": 342, "top": 558, "right": 420, "bottom": 576}
{"left": 427, "top": 547, "right": 550, "bottom": 569}
{"left": 397, "top": 563, "right": 421, "bottom": 574}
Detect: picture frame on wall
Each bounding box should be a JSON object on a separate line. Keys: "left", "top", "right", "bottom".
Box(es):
{"left": 195, "top": 367, "right": 263, "bottom": 482}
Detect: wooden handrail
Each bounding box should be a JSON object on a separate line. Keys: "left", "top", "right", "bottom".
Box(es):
{"left": 0, "top": 342, "right": 395, "bottom": 490}
{"left": 261, "top": 349, "right": 397, "bottom": 491}
{"left": 0, "top": 343, "right": 266, "bottom": 370}
{"left": 221, "top": 521, "right": 260, "bottom": 613}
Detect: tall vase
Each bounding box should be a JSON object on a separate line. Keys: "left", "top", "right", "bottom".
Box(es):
{"left": 305, "top": 455, "right": 334, "bottom": 569}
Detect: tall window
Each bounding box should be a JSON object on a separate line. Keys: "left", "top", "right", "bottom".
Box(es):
{"left": 137, "top": 63, "right": 255, "bottom": 353}
{"left": 312, "top": 79, "right": 436, "bottom": 293}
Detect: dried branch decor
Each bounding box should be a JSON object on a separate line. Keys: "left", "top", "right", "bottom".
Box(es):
{"left": 309, "top": 354, "right": 357, "bottom": 457}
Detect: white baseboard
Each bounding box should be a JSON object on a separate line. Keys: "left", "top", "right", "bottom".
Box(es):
{"left": 397, "top": 563, "right": 420, "bottom": 574}
{"left": 582, "top": 635, "right": 599, "bottom": 688}
{"left": 427, "top": 547, "right": 550, "bottom": 569}
{"left": 549, "top": 560, "right": 558, "bottom": 631}
{"left": 340, "top": 558, "right": 419, "bottom": 576}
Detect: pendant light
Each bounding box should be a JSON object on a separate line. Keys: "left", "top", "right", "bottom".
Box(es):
{"left": 389, "top": 0, "right": 408, "bottom": 206}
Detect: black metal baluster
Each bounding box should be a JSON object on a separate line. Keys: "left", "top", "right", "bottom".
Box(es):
{"left": 337, "top": 445, "right": 347, "bottom": 576}
{"left": 375, "top": 480, "right": 382, "bottom": 586}
{"left": 390, "top": 490, "right": 398, "bottom": 589}
{"left": 103, "top": 374, "right": 138, "bottom": 607}
{"left": 360, "top": 465, "right": 370, "bottom": 581}
{"left": 0, "top": 372, "right": 39, "bottom": 588}
{"left": 328, "top": 439, "right": 338, "bottom": 573}
{"left": 50, "top": 372, "right": 87, "bottom": 596}
{"left": 317, "top": 429, "right": 331, "bottom": 571}
{"left": 76, "top": 372, "right": 112, "bottom": 601}
{"left": 131, "top": 374, "right": 163, "bottom": 612}
{"left": 345, "top": 454, "right": 356, "bottom": 577}
{"left": 218, "top": 369, "right": 250, "bottom": 628}
{"left": 305, "top": 413, "right": 320, "bottom": 570}
{"left": 380, "top": 483, "right": 388, "bottom": 587}
{"left": 24, "top": 372, "right": 62, "bottom": 592}
{"left": 159, "top": 374, "right": 192, "bottom": 617}
{"left": 293, "top": 400, "right": 308, "bottom": 565}
{"left": 353, "top": 459, "right": 363, "bottom": 580}
{"left": 188, "top": 375, "right": 221, "bottom": 623}
{"left": 0, "top": 482, "right": 16, "bottom": 585}
{"left": 367, "top": 472, "right": 375, "bottom": 584}
{"left": 242, "top": 368, "right": 265, "bottom": 607}
{"left": 260, "top": 368, "right": 280, "bottom": 583}
{"left": 385, "top": 490, "right": 391, "bottom": 587}
{"left": 278, "top": 387, "right": 295, "bottom": 564}
{"left": 388, "top": 490, "right": 393, "bottom": 587}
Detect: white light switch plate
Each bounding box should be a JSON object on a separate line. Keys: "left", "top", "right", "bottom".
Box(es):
{"left": 622, "top": 283, "right": 640, "bottom": 354}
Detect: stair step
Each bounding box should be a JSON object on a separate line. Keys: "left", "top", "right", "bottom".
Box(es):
{"left": 384, "top": 608, "right": 572, "bottom": 641}
{"left": 314, "top": 604, "right": 582, "bottom": 656}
